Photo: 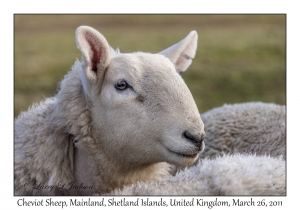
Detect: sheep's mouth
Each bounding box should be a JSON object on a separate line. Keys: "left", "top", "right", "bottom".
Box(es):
{"left": 168, "top": 149, "right": 198, "bottom": 159}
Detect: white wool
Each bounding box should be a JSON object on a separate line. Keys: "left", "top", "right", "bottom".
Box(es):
{"left": 109, "top": 154, "right": 285, "bottom": 196}
{"left": 200, "top": 102, "right": 286, "bottom": 160}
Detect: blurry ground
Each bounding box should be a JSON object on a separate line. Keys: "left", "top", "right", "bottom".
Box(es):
{"left": 14, "top": 14, "right": 286, "bottom": 117}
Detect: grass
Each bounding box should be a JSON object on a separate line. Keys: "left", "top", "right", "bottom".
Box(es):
{"left": 14, "top": 14, "right": 286, "bottom": 117}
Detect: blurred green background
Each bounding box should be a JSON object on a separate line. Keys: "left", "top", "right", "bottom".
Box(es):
{"left": 14, "top": 14, "right": 286, "bottom": 117}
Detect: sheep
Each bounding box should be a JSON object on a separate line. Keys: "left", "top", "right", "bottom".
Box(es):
{"left": 14, "top": 26, "right": 205, "bottom": 195}
{"left": 109, "top": 154, "right": 285, "bottom": 196}
{"left": 200, "top": 102, "right": 286, "bottom": 160}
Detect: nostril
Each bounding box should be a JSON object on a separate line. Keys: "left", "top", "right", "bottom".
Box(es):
{"left": 183, "top": 131, "right": 195, "bottom": 141}
{"left": 183, "top": 131, "right": 204, "bottom": 145}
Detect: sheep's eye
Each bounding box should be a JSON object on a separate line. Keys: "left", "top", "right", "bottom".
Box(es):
{"left": 115, "top": 79, "right": 128, "bottom": 91}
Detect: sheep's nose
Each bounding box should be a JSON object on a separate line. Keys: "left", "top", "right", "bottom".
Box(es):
{"left": 183, "top": 130, "right": 205, "bottom": 146}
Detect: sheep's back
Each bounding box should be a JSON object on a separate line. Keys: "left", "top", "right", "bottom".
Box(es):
{"left": 200, "top": 102, "right": 286, "bottom": 159}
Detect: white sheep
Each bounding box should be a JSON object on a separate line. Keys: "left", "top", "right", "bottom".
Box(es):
{"left": 109, "top": 154, "right": 285, "bottom": 196}
{"left": 14, "top": 26, "right": 205, "bottom": 195}
{"left": 200, "top": 102, "right": 286, "bottom": 160}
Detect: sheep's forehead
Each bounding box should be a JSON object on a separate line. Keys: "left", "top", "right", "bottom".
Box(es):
{"left": 108, "top": 53, "right": 182, "bottom": 89}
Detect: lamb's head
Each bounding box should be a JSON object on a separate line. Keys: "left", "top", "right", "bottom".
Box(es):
{"left": 75, "top": 26, "right": 205, "bottom": 168}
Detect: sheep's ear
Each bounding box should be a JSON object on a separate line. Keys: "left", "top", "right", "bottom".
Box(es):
{"left": 158, "top": 31, "right": 198, "bottom": 74}
{"left": 75, "top": 26, "right": 110, "bottom": 83}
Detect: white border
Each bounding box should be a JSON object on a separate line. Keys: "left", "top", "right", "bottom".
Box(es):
{"left": 4, "top": 0, "right": 299, "bottom": 209}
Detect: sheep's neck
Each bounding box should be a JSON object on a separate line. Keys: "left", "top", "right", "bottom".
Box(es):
{"left": 74, "top": 142, "right": 172, "bottom": 195}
